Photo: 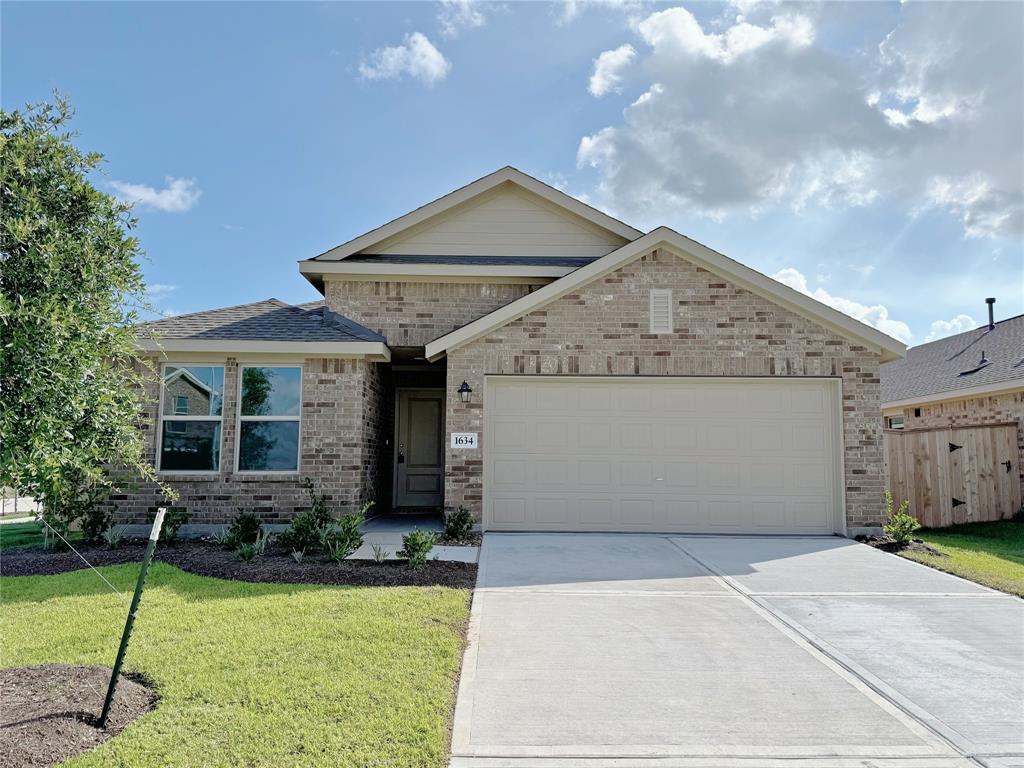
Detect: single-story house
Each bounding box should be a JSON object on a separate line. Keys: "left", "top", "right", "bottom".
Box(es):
{"left": 125, "top": 167, "right": 906, "bottom": 535}
{"left": 881, "top": 304, "right": 1024, "bottom": 502}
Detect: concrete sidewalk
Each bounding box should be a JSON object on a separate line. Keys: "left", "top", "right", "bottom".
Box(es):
{"left": 449, "top": 534, "right": 1023, "bottom": 768}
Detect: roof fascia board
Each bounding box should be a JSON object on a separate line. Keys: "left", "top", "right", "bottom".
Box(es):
{"left": 309, "top": 167, "right": 642, "bottom": 263}
{"left": 425, "top": 227, "right": 907, "bottom": 362}
{"left": 882, "top": 380, "right": 1024, "bottom": 410}
{"left": 300, "top": 260, "right": 573, "bottom": 279}
{"left": 137, "top": 338, "right": 391, "bottom": 361}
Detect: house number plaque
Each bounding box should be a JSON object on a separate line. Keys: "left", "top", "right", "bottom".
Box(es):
{"left": 450, "top": 432, "right": 479, "bottom": 449}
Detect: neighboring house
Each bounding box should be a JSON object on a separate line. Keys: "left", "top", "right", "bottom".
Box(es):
{"left": 128, "top": 167, "right": 906, "bottom": 535}
{"left": 881, "top": 305, "right": 1024, "bottom": 502}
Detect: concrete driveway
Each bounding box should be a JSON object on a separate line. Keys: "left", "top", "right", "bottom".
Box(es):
{"left": 449, "top": 534, "right": 1024, "bottom": 768}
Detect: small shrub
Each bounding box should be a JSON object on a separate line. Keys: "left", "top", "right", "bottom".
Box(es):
{"left": 279, "top": 478, "right": 334, "bottom": 552}
{"left": 444, "top": 505, "right": 474, "bottom": 542}
{"left": 291, "top": 549, "right": 305, "bottom": 564}
{"left": 370, "top": 542, "right": 389, "bottom": 563}
{"left": 883, "top": 489, "right": 919, "bottom": 546}
{"left": 161, "top": 508, "right": 190, "bottom": 544}
{"left": 80, "top": 506, "right": 112, "bottom": 545}
{"left": 399, "top": 529, "right": 439, "bottom": 569}
{"left": 227, "top": 509, "right": 262, "bottom": 546}
{"left": 103, "top": 525, "right": 125, "bottom": 549}
{"left": 320, "top": 508, "right": 366, "bottom": 563}
{"left": 236, "top": 543, "right": 257, "bottom": 562}
{"left": 211, "top": 528, "right": 235, "bottom": 548}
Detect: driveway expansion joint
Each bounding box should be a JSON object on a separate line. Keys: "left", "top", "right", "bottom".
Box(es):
{"left": 665, "top": 537, "right": 987, "bottom": 767}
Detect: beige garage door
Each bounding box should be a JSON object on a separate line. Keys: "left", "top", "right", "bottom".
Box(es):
{"left": 484, "top": 376, "right": 841, "bottom": 534}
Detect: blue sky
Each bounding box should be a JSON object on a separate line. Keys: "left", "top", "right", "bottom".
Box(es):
{"left": 4, "top": 1, "right": 1022, "bottom": 346}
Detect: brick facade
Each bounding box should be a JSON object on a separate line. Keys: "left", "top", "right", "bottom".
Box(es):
{"left": 113, "top": 356, "right": 384, "bottom": 524}
{"left": 324, "top": 279, "right": 543, "bottom": 347}
{"left": 886, "top": 389, "right": 1024, "bottom": 502}
{"left": 443, "top": 248, "right": 886, "bottom": 531}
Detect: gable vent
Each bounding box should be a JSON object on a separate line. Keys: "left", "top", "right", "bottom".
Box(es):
{"left": 649, "top": 289, "right": 674, "bottom": 334}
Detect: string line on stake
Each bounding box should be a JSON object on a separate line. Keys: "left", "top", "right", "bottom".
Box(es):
{"left": 30, "top": 514, "right": 128, "bottom": 601}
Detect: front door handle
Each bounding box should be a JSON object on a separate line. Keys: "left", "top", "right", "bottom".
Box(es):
{"left": 398, "top": 443, "right": 405, "bottom": 464}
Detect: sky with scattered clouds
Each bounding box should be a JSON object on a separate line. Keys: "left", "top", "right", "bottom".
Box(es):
{"left": 3, "top": 1, "right": 1021, "bottom": 345}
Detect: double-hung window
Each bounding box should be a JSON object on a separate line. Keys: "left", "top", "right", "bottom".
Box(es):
{"left": 159, "top": 365, "right": 225, "bottom": 472}
{"left": 237, "top": 365, "right": 302, "bottom": 472}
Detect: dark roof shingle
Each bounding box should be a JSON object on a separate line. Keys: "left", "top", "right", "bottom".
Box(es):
{"left": 137, "top": 299, "right": 384, "bottom": 343}
{"left": 881, "top": 314, "right": 1024, "bottom": 403}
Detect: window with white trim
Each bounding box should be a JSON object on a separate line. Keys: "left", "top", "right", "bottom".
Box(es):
{"left": 159, "top": 365, "right": 225, "bottom": 472}
{"left": 886, "top": 415, "right": 905, "bottom": 430}
{"left": 237, "top": 365, "right": 302, "bottom": 472}
{"left": 649, "top": 288, "right": 673, "bottom": 333}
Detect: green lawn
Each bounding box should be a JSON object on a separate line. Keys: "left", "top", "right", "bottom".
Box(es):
{"left": 899, "top": 520, "right": 1024, "bottom": 597}
{"left": 0, "top": 518, "right": 49, "bottom": 549}
{"left": 0, "top": 564, "right": 471, "bottom": 767}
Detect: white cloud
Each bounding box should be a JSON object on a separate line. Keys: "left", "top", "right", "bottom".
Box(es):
{"left": 925, "top": 176, "right": 1023, "bottom": 240}
{"left": 589, "top": 44, "right": 636, "bottom": 97}
{"left": 560, "top": 0, "right": 643, "bottom": 25}
{"left": 359, "top": 32, "right": 450, "bottom": 86}
{"left": 576, "top": 3, "right": 1023, "bottom": 239}
{"left": 772, "top": 267, "right": 912, "bottom": 343}
{"left": 438, "top": 0, "right": 487, "bottom": 37}
{"left": 143, "top": 283, "right": 179, "bottom": 318}
{"left": 924, "top": 314, "right": 977, "bottom": 343}
{"left": 110, "top": 177, "right": 201, "bottom": 213}
{"left": 146, "top": 283, "right": 177, "bottom": 300}
{"left": 850, "top": 264, "right": 875, "bottom": 278}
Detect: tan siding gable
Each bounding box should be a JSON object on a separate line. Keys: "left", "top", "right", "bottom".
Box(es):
{"left": 363, "top": 184, "right": 628, "bottom": 258}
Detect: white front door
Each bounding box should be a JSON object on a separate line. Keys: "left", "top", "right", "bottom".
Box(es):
{"left": 484, "top": 376, "right": 841, "bottom": 534}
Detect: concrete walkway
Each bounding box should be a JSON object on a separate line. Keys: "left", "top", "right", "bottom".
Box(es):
{"left": 352, "top": 514, "right": 478, "bottom": 563}
{"left": 450, "top": 534, "right": 1023, "bottom": 768}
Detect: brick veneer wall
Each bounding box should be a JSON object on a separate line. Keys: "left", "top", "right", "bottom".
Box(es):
{"left": 360, "top": 362, "right": 393, "bottom": 512}
{"left": 888, "top": 389, "right": 1024, "bottom": 501}
{"left": 112, "top": 356, "right": 378, "bottom": 524}
{"left": 324, "top": 280, "right": 544, "bottom": 347}
{"left": 444, "top": 248, "right": 886, "bottom": 531}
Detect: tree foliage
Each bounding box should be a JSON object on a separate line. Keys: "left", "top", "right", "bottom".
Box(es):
{"left": 0, "top": 96, "right": 168, "bottom": 516}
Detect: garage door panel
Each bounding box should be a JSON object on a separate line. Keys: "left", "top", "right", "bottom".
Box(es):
{"left": 579, "top": 498, "right": 613, "bottom": 524}
{"left": 492, "top": 420, "right": 527, "bottom": 450}
{"left": 535, "top": 421, "right": 570, "bottom": 449}
{"left": 535, "top": 460, "right": 568, "bottom": 487}
{"left": 486, "top": 377, "right": 839, "bottom": 534}
{"left": 578, "top": 422, "right": 611, "bottom": 449}
{"left": 664, "top": 428, "right": 698, "bottom": 451}
{"left": 493, "top": 459, "right": 527, "bottom": 486}
{"left": 493, "top": 498, "right": 527, "bottom": 524}
{"left": 534, "top": 386, "right": 569, "bottom": 412}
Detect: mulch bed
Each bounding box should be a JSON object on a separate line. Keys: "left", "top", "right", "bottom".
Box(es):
{"left": 0, "top": 664, "right": 156, "bottom": 768}
{"left": 438, "top": 531, "right": 483, "bottom": 546}
{"left": 0, "top": 540, "right": 478, "bottom": 588}
{"left": 856, "top": 534, "right": 948, "bottom": 557}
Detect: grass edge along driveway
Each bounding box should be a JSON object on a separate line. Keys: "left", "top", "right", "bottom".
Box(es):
{"left": 899, "top": 519, "right": 1024, "bottom": 597}
{"left": 0, "top": 563, "right": 471, "bottom": 767}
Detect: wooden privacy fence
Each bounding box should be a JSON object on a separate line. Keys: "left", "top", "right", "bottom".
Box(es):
{"left": 884, "top": 422, "right": 1021, "bottom": 528}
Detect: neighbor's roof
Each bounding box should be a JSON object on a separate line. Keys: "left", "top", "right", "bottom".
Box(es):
{"left": 881, "top": 313, "right": 1024, "bottom": 405}
{"left": 136, "top": 299, "right": 389, "bottom": 359}
{"left": 425, "top": 227, "right": 908, "bottom": 364}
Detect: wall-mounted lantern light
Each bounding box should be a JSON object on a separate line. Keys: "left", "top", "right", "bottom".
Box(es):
{"left": 457, "top": 380, "right": 473, "bottom": 404}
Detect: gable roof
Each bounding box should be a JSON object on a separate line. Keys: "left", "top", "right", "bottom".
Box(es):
{"left": 136, "top": 299, "right": 390, "bottom": 359}
{"left": 424, "top": 227, "right": 908, "bottom": 363}
{"left": 881, "top": 313, "right": 1024, "bottom": 405}
{"left": 306, "top": 166, "right": 643, "bottom": 263}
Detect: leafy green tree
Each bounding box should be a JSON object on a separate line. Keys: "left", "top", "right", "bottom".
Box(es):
{"left": 0, "top": 96, "right": 170, "bottom": 524}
